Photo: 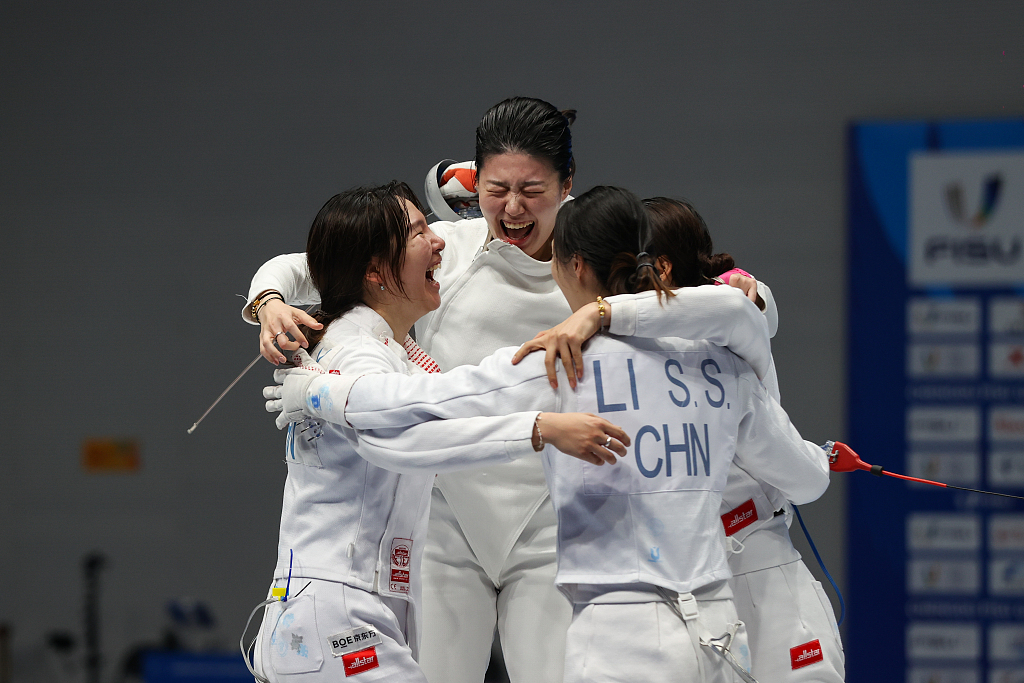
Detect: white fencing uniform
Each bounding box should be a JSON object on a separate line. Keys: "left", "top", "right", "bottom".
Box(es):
{"left": 292, "top": 334, "right": 829, "bottom": 682}
{"left": 610, "top": 289, "right": 846, "bottom": 682}
{"left": 251, "top": 305, "right": 544, "bottom": 683}
{"left": 246, "top": 231, "right": 772, "bottom": 683}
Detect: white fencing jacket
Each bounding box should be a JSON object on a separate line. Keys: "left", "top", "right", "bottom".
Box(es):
{"left": 245, "top": 221, "right": 774, "bottom": 580}
{"left": 272, "top": 304, "right": 540, "bottom": 623}
{"left": 606, "top": 289, "right": 804, "bottom": 573}
{"left": 308, "top": 336, "right": 828, "bottom": 595}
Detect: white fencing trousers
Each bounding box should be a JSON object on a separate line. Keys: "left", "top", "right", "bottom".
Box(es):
{"left": 563, "top": 593, "right": 751, "bottom": 683}
{"left": 417, "top": 489, "right": 571, "bottom": 683}
{"left": 252, "top": 578, "right": 427, "bottom": 683}
{"left": 731, "top": 560, "right": 845, "bottom": 682}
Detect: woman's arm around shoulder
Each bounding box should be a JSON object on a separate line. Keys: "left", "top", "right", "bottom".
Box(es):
{"left": 511, "top": 286, "right": 770, "bottom": 389}
{"left": 243, "top": 253, "right": 324, "bottom": 364}
{"left": 266, "top": 343, "right": 552, "bottom": 430}
{"left": 242, "top": 253, "right": 321, "bottom": 323}
{"left": 352, "top": 410, "right": 627, "bottom": 474}
{"left": 732, "top": 374, "right": 829, "bottom": 505}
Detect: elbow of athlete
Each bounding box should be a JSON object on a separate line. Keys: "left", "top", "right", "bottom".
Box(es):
{"left": 787, "top": 466, "right": 831, "bottom": 506}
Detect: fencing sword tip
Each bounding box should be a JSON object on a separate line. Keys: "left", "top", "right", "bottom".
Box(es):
{"left": 187, "top": 424, "right": 198, "bottom": 435}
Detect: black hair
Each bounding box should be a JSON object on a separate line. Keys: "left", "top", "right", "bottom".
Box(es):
{"left": 302, "top": 181, "right": 424, "bottom": 347}
{"left": 553, "top": 186, "right": 674, "bottom": 300}
{"left": 643, "top": 197, "right": 733, "bottom": 287}
{"left": 475, "top": 97, "right": 576, "bottom": 182}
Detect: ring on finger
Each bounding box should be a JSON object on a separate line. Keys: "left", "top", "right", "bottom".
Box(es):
{"left": 276, "top": 331, "right": 288, "bottom": 338}
{"left": 604, "top": 436, "right": 612, "bottom": 448}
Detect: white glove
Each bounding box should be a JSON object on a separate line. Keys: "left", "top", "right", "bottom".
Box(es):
{"left": 263, "top": 349, "right": 326, "bottom": 429}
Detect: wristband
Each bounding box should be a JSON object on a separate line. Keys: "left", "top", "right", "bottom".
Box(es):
{"left": 252, "top": 292, "right": 284, "bottom": 321}
{"left": 254, "top": 296, "right": 284, "bottom": 322}
{"left": 716, "top": 268, "right": 753, "bottom": 286}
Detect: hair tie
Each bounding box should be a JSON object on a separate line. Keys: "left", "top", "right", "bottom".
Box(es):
{"left": 635, "top": 251, "right": 657, "bottom": 274}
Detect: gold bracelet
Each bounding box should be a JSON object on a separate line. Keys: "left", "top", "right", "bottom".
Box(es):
{"left": 596, "top": 296, "right": 606, "bottom": 325}
{"left": 533, "top": 414, "right": 545, "bottom": 452}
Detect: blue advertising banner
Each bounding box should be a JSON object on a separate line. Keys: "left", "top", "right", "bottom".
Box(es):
{"left": 848, "top": 119, "right": 1024, "bottom": 683}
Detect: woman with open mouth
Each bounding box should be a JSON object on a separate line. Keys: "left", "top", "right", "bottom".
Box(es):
{"left": 246, "top": 181, "right": 633, "bottom": 683}
{"left": 242, "top": 97, "right": 769, "bottom": 683}
{"left": 264, "top": 186, "right": 828, "bottom": 683}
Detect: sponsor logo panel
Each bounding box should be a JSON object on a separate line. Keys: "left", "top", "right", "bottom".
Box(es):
{"left": 990, "top": 408, "right": 1024, "bottom": 442}
{"left": 989, "top": 668, "right": 1024, "bottom": 683}
{"left": 989, "top": 343, "right": 1024, "bottom": 378}
{"left": 988, "top": 624, "right": 1024, "bottom": 662}
{"left": 989, "top": 560, "right": 1024, "bottom": 596}
{"left": 987, "top": 451, "right": 1024, "bottom": 488}
{"left": 908, "top": 298, "right": 981, "bottom": 335}
{"left": 989, "top": 297, "right": 1024, "bottom": 334}
{"left": 908, "top": 407, "right": 981, "bottom": 443}
{"left": 908, "top": 514, "right": 982, "bottom": 551}
{"left": 907, "top": 668, "right": 979, "bottom": 683}
{"left": 908, "top": 560, "right": 981, "bottom": 595}
{"left": 908, "top": 344, "right": 981, "bottom": 378}
{"left": 989, "top": 515, "right": 1024, "bottom": 551}
{"left": 909, "top": 453, "right": 980, "bottom": 487}
{"left": 907, "top": 623, "right": 981, "bottom": 660}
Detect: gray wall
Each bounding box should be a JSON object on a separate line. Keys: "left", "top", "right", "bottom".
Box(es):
{"left": 2, "top": 1, "right": 1023, "bottom": 679}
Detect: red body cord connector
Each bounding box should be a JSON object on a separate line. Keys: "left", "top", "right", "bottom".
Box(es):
{"left": 824, "top": 441, "right": 1024, "bottom": 500}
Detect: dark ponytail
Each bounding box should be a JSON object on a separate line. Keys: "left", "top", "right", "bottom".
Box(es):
{"left": 475, "top": 97, "right": 576, "bottom": 181}
{"left": 553, "top": 186, "right": 674, "bottom": 300}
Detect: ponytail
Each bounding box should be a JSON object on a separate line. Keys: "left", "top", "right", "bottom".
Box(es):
{"left": 606, "top": 249, "right": 675, "bottom": 299}
{"left": 554, "top": 186, "right": 675, "bottom": 301}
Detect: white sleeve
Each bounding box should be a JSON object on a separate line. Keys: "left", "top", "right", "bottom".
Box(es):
{"left": 344, "top": 347, "right": 558, "bottom": 430}
{"left": 301, "top": 338, "right": 540, "bottom": 473}
{"left": 757, "top": 280, "right": 779, "bottom": 338}
{"left": 350, "top": 412, "right": 540, "bottom": 474}
{"left": 241, "top": 253, "right": 321, "bottom": 324}
{"left": 761, "top": 355, "right": 782, "bottom": 402}
{"left": 605, "top": 286, "right": 772, "bottom": 379}
{"left": 731, "top": 375, "right": 829, "bottom": 505}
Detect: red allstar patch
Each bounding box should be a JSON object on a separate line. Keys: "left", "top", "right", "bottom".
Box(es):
{"left": 342, "top": 647, "right": 379, "bottom": 676}
{"left": 790, "top": 640, "right": 823, "bottom": 669}
{"left": 722, "top": 499, "right": 758, "bottom": 536}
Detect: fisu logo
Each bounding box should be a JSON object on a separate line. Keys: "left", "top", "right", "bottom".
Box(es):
{"left": 648, "top": 547, "right": 661, "bottom": 563}
{"left": 925, "top": 171, "right": 1020, "bottom": 266}
{"left": 945, "top": 174, "right": 1002, "bottom": 228}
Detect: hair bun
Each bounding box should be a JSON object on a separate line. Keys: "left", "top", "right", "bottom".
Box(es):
{"left": 560, "top": 109, "right": 577, "bottom": 126}
{"left": 706, "top": 252, "right": 736, "bottom": 277}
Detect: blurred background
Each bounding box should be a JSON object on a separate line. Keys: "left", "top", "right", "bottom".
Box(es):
{"left": 2, "top": 2, "right": 1023, "bottom": 682}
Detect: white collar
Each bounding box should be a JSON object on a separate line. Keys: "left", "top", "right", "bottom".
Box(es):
{"left": 323, "top": 305, "right": 407, "bottom": 360}
{"left": 481, "top": 238, "right": 554, "bottom": 277}
{"left": 477, "top": 194, "right": 572, "bottom": 277}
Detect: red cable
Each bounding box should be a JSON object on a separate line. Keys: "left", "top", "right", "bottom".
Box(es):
{"left": 826, "top": 441, "right": 1024, "bottom": 501}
